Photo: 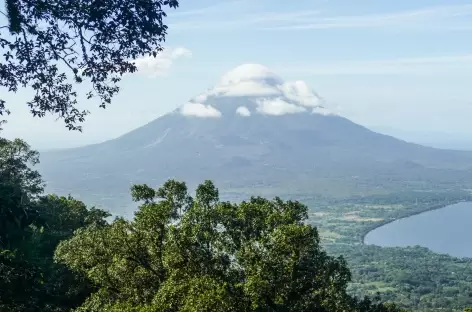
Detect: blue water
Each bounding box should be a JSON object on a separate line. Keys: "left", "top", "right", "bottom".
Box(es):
{"left": 364, "top": 202, "right": 472, "bottom": 258}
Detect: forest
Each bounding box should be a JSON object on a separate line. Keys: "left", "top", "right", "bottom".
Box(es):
{"left": 0, "top": 137, "right": 404, "bottom": 311}
{"left": 306, "top": 192, "right": 472, "bottom": 311}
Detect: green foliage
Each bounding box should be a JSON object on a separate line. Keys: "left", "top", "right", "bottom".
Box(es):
{"left": 0, "top": 137, "right": 43, "bottom": 249}
{"left": 0, "top": 137, "right": 110, "bottom": 311}
{"left": 1, "top": 0, "right": 179, "bottom": 130}
{"left": 56, "top": 179, "right": 402, "bottom": 312}
{"left": 307, "top": 191, "right": 472, "bottom": 311}
{"left": 0, "top": 194, "right": 109, "bottom": 312}
{"left": 343, "top": 245, "right": 472, "bottom": 311}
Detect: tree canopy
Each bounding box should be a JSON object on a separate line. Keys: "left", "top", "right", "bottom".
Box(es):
{"left": 55, "top": 180, "right": 404, "bottom": 312}
{"left": 1, "top": 0, "right": 179, "bottom": 130}
{"left": 0, "top": 137, "right": 110, "bottom": 311}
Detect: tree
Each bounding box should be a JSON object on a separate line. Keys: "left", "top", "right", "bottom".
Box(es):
{"left": 0, "top": 194, "right": 110, "bottom": 312}
{"left": 0, "top": 137, "right": 44, "bottom": 311}
{"left": 56, "top": 179, "right": 404, "bottom": 312}
{"left": 0, "top": 137, "right": 110, "bottom": 311}
{"left": 26, "top": 195, "right": 110, "bottom": 312}
{"left": 0, "top": 137, "right": 43, "bottom": 249}
{"left": 1, "top": 0, "right": 179, "bottom": 130}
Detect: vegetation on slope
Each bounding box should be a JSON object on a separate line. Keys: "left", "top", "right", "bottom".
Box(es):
{"left": 0, "top": 137, "right": 110, "bottom": 311}
{"left": 307, "top": 193, "right": 472, "bottom": 311}
{"left": 0, "top": 137, "right": 402, "bottom": 312}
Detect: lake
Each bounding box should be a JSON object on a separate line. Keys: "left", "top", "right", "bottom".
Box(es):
{"left": 364, "top": 202, "right": 472, "bottom": 258}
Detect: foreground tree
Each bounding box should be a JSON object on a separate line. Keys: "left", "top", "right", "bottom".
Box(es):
{"left": 0, "top": 137, "right": 110, "bottom": 311}
{"left": 56, "top": 180, "right": 404, "bottom": 312}
{"left": 1, "top": 0, "right": 179, "bottom": 130}
{"left": 0, "top": 137, "right": 43, "bottom": 249}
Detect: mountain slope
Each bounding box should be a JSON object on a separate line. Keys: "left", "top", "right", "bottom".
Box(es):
{"left": 37, "top": 64, "right": 472, "bottom": 215}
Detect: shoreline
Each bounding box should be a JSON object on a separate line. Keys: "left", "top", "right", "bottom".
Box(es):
{"left": 360, "top": 200, "right": 467, "bottom": 244}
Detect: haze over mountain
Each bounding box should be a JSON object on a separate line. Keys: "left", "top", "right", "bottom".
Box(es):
{"left": 371, "top": 126, "right": 472, "bottom": 151}
{"left": 37, "top": 64, "right": 472, "bottom": 216}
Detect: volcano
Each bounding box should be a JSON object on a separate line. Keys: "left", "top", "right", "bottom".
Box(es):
{"left": 37, "top": 64, "right": 472, "bottom": 215}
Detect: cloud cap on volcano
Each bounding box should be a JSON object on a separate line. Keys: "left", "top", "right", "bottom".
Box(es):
{"left": 219, "top": 64, "right": 284, "bottom": 86}
{"left": 181, "top": 63, "right": 334, "bottom": 117}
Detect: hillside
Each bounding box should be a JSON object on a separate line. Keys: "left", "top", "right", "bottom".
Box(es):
{"left": 37, "top": 64, "right": 472, "bottom": 215}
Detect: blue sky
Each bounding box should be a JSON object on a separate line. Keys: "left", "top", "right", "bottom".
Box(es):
{"left": 2, "top": 0, "right": 472, "bottom": 149}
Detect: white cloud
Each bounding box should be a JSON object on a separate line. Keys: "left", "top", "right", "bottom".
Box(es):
{"left": 187, "top": 81, "right": 279, "bottom": 104}
{"left": 256, "top": 98, "right": 306, "bottom": 116}
{"left": 133, "top": 47, "right": 192, "bottom": 78}
{"left": 192, "top": 93, "right": 209, "bottom": 104}
{"left": 171, "top": 47, "right": 193, "bottom": 58}
{"left": 210, "top": 64, "right": 284, "bottom": 97}
{"left": 218, "top": 81, "right": 281, "bottom": 97}
{"left": 180, "top": 103, "right": 222, "bottom": 118}
{"left": 236, "top": 106, "right": 251, "bottom": 116}
{"left": 312, "top": 107, "right": 332, "bottom": 116}
{"left": 187, "top": 64, "right": 284, "bottom": 101}
{"left": 278, "top": 81, "right": 322, "bottom": 107}
{"left": 170, "top": 9, "right": 323, "bottom": 30}
{"left": 220, "top": 64, "right": 283, "bottom": 85}
{"left": 183, "top": 63, "right": 334, "bottom": 116}
{"left": 262, "top": 5, "right": 472, "bottom": 31}
{"left": 169, "top": 3, "right": 472, "bottom": 33}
